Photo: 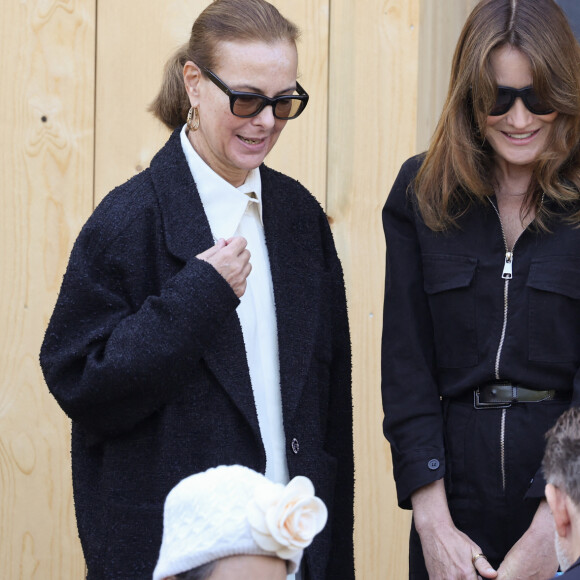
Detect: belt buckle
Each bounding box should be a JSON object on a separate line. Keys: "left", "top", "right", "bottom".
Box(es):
{"left": 473, "top": 387, "right": 512, "bottom": 410}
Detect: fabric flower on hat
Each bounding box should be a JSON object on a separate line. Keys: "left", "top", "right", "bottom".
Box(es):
{"left": 247, "top": 475, "right": 328, "bottom": 560}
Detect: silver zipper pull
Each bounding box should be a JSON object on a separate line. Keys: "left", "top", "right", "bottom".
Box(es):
{"left": 502, "top": 251, "right": 513, "bottom": 279}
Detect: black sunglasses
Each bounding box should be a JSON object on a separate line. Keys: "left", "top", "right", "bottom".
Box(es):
{"left": 489, "top": 85, "right": 554, "bottom": 116}
{"left": 200, "top": 66, "right": 309, "bottom": 120}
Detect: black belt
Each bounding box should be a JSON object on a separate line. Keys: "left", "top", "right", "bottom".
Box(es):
{"left": 453, "top": 381, "right": 570, "bottom": 409}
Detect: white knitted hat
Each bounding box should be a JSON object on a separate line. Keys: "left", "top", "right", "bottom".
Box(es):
{"left": 152, "top": 465, "right": 328, "bottom": 580}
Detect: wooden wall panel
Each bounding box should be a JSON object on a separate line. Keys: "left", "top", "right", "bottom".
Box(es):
{"left": 416, "top": 0, "right": 479, "bottom": 151}
{"left": 0, "top": 0, "right": 94, "bottom": 578}
{"left": 0, "top": 1, "right": 485, "bottom": 578}
{"left": 327, "top": 1, "right": 420, "bottom": 577}
{"left": 262, "top": 0, "right": 329, "bottom": 201}
{"left": 94, "top": 0, "right": 328, "bottom": 205}
{"left": 94, "top": 0, "right": 197, "bottom": 204}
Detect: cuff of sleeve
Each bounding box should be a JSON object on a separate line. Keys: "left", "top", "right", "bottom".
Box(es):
{"left": 392, "top": 448, "right": 446, "bottom": 509}
{"left": 525, "top": 466, "right": 547, "bottom": 500}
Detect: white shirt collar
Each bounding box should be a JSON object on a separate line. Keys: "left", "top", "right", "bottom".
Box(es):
{"left": 180, "top": 126, "right": 263, "bottom": 241}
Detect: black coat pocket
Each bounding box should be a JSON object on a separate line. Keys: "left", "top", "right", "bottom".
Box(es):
{"left": 423, "top": 254, "right": 479, "bottom": 368}
{"left": 527, "top": 256, "right": 580, "bottom": 363}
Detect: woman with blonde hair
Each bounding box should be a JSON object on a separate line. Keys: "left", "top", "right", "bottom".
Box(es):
{"left": 40, "top": 1, "right": 354, "bottom": 578}
{"left": 381, "top": 0, "right": 580, "bottom": 578}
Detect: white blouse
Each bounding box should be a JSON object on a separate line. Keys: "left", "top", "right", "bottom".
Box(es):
{"left": 179, "top": 126, "right": 289, "bottom": 486}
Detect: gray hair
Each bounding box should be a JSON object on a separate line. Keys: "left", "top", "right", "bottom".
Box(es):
{"left": 543, "top": 406, "right": 580, "bottom": 506}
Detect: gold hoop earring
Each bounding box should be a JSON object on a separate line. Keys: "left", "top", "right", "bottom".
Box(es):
{"left": 187, "top": 106, "right": 200, "bottom": 132}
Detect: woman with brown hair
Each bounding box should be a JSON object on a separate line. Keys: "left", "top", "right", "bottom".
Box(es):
{"left": 381, "top": 0, "right": 580, "bottom": 578}
{"left": 40, "top": 1, "right": 354, "bottom": 578}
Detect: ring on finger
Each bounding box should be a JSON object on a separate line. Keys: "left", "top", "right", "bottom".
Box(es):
{"left": 472, "top": 553, "right": 487, "bottom": 565}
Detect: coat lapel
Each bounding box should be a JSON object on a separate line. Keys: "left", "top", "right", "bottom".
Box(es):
{"left": 149, "top": 130, "right": 260, "bottom": 441}
{"left": 261, "top": 167, "right": 322, "bottom": 422}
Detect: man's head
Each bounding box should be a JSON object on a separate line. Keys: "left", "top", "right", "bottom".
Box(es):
{"left": 543, "top": 407, "right": 580, "bottom": 571}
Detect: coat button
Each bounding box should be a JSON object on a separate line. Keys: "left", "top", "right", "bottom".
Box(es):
{"left": 291, "top": 438, "right": 300, "bottom": 454}
{"left": 427, "top": 459, "right": 440, "bottom": 470}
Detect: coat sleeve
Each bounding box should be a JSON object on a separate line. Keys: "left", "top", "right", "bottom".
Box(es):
{"left": 381, "top": 157, "right": 446, "bottom": 509}
{"left": 320, "top": 210, "right": 355, "bottom": 579}
{"left": 40, "top": 192, "right": 240, "bottom": 442}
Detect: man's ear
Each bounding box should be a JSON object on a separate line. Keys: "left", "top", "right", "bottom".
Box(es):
{"left": 546, "top": 483, "right": 572, "bottom": 538}
{"left": 183, "top": 60, "right": 202, "bottom": 105}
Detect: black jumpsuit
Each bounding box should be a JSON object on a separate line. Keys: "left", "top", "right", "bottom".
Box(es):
{"left": 381, "top": 155, "right": 579, "bottom": 575}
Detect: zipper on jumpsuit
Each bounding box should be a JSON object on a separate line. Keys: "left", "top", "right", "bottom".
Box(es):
{"left": 487, "top": 198, "right": 523, "bottom": 492}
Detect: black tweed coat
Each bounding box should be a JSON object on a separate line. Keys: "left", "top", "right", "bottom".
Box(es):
{"left": 40, "top": 129, "right": 354, "bottom": 580}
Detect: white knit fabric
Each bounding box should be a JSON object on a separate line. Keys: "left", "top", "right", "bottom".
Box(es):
{"left": 153, "top": 466, "right": 304, "bottom": 580}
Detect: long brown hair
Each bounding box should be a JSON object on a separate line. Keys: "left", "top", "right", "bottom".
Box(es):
{"left": 149, "top": 0, "right": 300, "bottom": 130}
{"left": 415, "top": 0, "right": 580, "bottom": 231}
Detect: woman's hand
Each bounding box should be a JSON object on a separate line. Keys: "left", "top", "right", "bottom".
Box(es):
{"left": 196, "top": 237, "right": 252, "bottom": 298}
{"left": 496, "top": 500, "right": 558, "bottom": 580}
{"left": 412, "top": 480, "right": 498, "bottom": 580}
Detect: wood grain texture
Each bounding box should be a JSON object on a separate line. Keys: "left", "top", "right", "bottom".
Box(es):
{"left": 261, "top": 0, "right": 329, "bottom": 202}
{"left": 327, "top": 1, "right": 420, "bottom": 577}
{"left": 416, "top": 0, "right": 479, "bottom": 151}
{"left": 0, "top": 0, "right": 94, "bottom": 577}
{"left": 0, "top": 1, "right": 485, "bottom": 577}
{"left": 94, "top": 0, "right": 194, "bottom": 204}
